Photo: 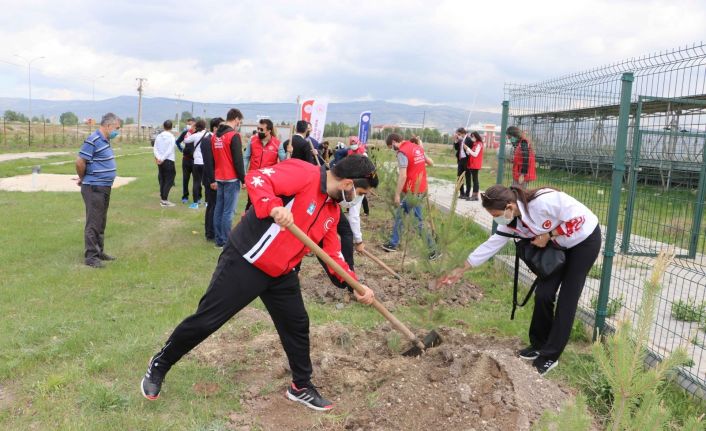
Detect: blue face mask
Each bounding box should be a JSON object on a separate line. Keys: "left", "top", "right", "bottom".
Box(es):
{"left": 108, "top": 130, "right": 119, "bottom": 140}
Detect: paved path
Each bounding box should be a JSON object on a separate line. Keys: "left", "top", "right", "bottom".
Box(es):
{"left": 0, "top": 151, "right": 69, "bottom": 163}
{"left": 427, "top": 177, "right": 706, "bottom": 396}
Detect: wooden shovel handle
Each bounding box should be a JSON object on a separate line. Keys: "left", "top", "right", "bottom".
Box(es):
{"left": 360, "top": 248, "right": 402, "bottom": 280}
{"left": 286, "top": 223, "right": 422, "bottom": 346}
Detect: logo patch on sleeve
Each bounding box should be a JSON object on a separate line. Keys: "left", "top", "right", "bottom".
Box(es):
{"left": 542, "top": 220, "right": 552, "bottom": 229}
{"left": 306, "top": 201, "right": 317, "bottom": 215}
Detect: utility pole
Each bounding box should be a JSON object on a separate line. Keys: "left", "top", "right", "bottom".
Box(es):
{"left": 175, "top": 93, "right": 184, "bottom": 130}
{"left": 421, "top": 110, "right": 426, "bottom": 142}
{"left": 14, "top": 55, "right": 44, "bottom": 145}
{"left": 136, "top": 77, "right": 147, "bottom": 140}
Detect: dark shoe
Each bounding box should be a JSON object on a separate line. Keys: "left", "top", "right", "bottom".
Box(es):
{"left": 286, "top": 383, "right": 333, "bottom": 411}
{"left": 469, "top": 194, "right": 479, "bottom": 201}
{"left": 98, "top": 253, "right": 116, "bottom": 261}
{"left": 381, "top": 242, "right": 398, "bottom": 252}
{"left": 141, "top": 356, "right": 168, "bottom": 400}
{"left": 533, "top": 356, "right": 558, "bottom": 376}
{"left": 85, "top": 259, "right": 104, "bottom": 269}
{"left": 428, "top": 250, "right": 442, "bottom": 261}
{"left": 518, "top": 346, "right": 540, "bottom": 361}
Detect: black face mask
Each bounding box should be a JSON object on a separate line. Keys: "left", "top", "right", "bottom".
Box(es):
{"left": 258, "top": 132, "right": 266, "bottom": 140}
{"left": 305, "top": 131, "right": 311, "bottom": 138}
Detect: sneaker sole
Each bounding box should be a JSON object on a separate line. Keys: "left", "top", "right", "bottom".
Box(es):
{"left": 285, "top": 391, "right": 333, "bottom": 412}
{"left": 519, "top": 353, "right": 539, "bottom": 361}
{"left": 140, "top": 377, "right": 159, "bottom": 401}
{"left": 381, "top": 246, "right": 398, "bottom": 252}
{"left": 539, "top": 360, "right": 559, "bottom": 376}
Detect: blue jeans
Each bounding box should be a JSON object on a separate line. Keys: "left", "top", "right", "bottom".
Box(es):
{"left": 389, "top": 198, "right": 436, "bottom": 250}
{"left": 214, "top": 180, "right": 241, "bottom": 246}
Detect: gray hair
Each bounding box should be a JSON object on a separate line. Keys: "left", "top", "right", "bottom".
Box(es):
{"left": 100, "top": 112, "right": 121, "bottom": 127}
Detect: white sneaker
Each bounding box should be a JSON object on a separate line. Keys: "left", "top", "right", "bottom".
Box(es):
{"left": 160, "top": 200, "right": 176, "bottom": 207}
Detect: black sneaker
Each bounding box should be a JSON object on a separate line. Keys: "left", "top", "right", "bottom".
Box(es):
{"left": 428, "top": 250, "right": 442, "bottom": 261}
{"left": 381, "top": 242, "right": 398, "bottom": 252}
{"left": 286, "top": 383, "right": 334, "bottom": 411}
{"left": 98, "top": 253, "right": 116, "bottom": 261}
{"left": 141, "top": 356, "right": 168, "bottom": 400}
{"left": 533, "top": 356, "right": 558, "bottom": 376}
{"left": 518, "top": 346, "right": 540, "bottom": 361}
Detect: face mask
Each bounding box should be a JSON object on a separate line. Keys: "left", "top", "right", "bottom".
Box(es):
{"left": 470, "top": 137, "right": 476, "bottom": 142}
{"left": 509, "top": 137, "right": 518, "bottom": 144}
{"left": 339, "top": 187, "right": 363, "bottom": 209}
{"left": 350, "top": 144, "right": 359, "bottom": 151}
{"left": 108, "top": 130, "right": 119, "bottom": 140}
{"left": 493, "top": 208, "right": 514, "bottom": 225}
{"left": 258, "top": 132, "right": 266, "bottom": 140}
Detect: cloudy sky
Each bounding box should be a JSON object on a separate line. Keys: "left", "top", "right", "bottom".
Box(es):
{"left": 1, "top": 0, "right": 704, "bottom": 111}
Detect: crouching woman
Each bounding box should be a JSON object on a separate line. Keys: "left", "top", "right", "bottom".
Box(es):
{"left": 441, "top": 184, "right": 601, "bottom": 375}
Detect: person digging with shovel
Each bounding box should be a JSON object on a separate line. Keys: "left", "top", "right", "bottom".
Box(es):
{"left": 140, "top": 155, "right": 377, "bottom": 411}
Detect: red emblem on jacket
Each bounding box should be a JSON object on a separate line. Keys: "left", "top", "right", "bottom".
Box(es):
{"left": 542, "top": 220, "right": 552, "bottom": 229}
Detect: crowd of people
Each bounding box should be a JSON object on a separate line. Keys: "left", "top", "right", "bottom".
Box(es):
{"left": 75, "top": 112, "right": 598, "bottom": 412}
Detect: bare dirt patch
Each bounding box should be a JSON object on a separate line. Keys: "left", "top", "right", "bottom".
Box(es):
{"left": 0, "top": 174, "right": 136, "bottom": 192}
{"left": 190, "top": 307, "right": 577, "bottom": 431}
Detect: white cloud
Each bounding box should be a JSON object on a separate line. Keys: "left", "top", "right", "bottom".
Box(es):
{"left": 0, "top": 0, "right": 704, "bottom": 110}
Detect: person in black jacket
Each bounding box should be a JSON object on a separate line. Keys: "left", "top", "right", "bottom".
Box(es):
{"left": 283, "top": 120, "right": 317, "bottom": 165}
{"left": 201, "top": 117, "right": 223, "bottom": 242}
{"left": 453, "top": 127, "right": 473, "bottom": 200}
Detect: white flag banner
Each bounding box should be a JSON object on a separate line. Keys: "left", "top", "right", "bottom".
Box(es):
{"left": 309, "top": 99, "right": 328, "bottom": 142}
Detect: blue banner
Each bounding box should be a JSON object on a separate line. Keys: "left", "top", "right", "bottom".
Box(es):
{"left": 358, "top": 111, "right": 372, "bottom": 144}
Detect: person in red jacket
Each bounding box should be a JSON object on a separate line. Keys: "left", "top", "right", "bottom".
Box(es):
{"left": 381, "top": 134, "right": 439, "bottom": 259}
{"left": 140, "top": 156, "right": 377, "bottom": 412}
{"left": 212, "top": 109, "right": 246, "bottom": 247}
{"left": 244, "top": 118, "right": 280, "bottom": 211}
{"left": 466, "top": 131, "right": 484, "bottom": 201}
{"left": 507, "top": 126, "right": 536, "bottom": 188}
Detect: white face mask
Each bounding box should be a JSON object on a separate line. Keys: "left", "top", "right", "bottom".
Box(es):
{"left": 493, "top": 208, "right": 514, "bottom": 225}
{"left": 340, "top": 187, "right": 364, "bottom": 209}
{"left": 350, "top": 144, "right": 359, "bottom": 150}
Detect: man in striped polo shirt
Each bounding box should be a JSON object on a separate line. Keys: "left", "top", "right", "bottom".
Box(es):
{"left": 75, "top": 113, "right": 121, "bottom": 268}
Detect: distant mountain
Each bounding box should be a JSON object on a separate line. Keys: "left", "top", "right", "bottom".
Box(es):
{"left": 0, "top": 96, "right": 501, "bottom": 132}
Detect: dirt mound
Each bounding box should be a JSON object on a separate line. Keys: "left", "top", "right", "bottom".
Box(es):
{"left": 190, "top": 308, "right": 576, "bottom": 431}
{"left": 298, "top": 254, "right": 483, "bottom": 308}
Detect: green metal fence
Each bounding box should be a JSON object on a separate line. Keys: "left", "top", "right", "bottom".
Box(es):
{"left": 499, "top": 43, "right": 706, "bottom": 399}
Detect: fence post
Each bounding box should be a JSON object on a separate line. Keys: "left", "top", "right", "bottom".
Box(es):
{"left": 594, "top": 72, "right": 634, "bottom": 340}
{"left": 492, "top": 100, "right": 510, "bottom": 234}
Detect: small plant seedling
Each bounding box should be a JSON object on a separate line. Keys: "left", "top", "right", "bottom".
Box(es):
{"left": 671, "top": 298, "right": 706, "bottom": 323}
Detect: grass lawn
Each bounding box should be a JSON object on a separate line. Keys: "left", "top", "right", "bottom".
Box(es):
{"left": 0, "top": 143, "right": 703, "bottom": 429}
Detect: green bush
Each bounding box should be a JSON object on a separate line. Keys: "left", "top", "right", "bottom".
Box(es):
{"left": 591, "top": 294, "right": 624, "bottom": 318}
{"left": 671, "top": 298, "right": 706, "bottom": 323}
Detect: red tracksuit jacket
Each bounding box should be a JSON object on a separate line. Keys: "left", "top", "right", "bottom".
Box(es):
{"left": 229, "top": 159, "right": 357, "bottom": 284}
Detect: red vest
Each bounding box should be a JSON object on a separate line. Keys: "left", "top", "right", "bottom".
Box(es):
{"left": 212, "top": 130, "right": 239, "bottom": 181}
{"left": 467, "top": 141, "right": 484, "bottom": 169}
{"left": 249, "top": 135, "right": 280, "bottom": 171}
{"left": 398, "top": 140, "right": 428, "bottom": 193}
{"left": 512, "top": 138, "right": 536, "bottom": 181}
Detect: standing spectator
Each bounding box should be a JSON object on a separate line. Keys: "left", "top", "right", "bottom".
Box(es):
{"left": 466, "top": 131, "right": 484, "bottom": 201}
{"left": 306, "top": 122, "right": 325, "bottom": 165}
{"left": 507, "top": 126, "right": 536, "bottom": 188}
{"left": 212, "top": 109, "right": 246, "bottom": 248}
{"left": 244, "top": 118, "right": 281, "bottom": 211}
{"left": 346, "top": 137, "right": 370, "bottom": 216}
{"left": 381, "top": 134, "right": 439, "bottom": 260}
{"left": 75, "top": 113, "right": 121, "bottom": 268}
{"left": 201, "top": 117, "right": 224, "bottom": 242}
{"left": 183, "top": 119, "right": 209, "bottom": 208}
{"left": 283, "top": 120, "right": 317, "bottom": 164}
{"left": 453, "top": 127, "right": 472, "bottom": 200}
{"left": 319, "top": 141, "right": 333, "bottom": 164}
{"left": 176, "top": 118, "right": 196, "bottom": 203}
{"left": 153, "top": 120, "right": 177, "bottom": 207}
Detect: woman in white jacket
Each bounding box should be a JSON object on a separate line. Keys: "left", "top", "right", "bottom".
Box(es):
{"left": 442, "top": 184, "right": 601, "bottom": 375}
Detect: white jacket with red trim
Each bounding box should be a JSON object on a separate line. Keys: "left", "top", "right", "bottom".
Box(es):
{"left": 230, "top": 159, "right": 357, "bottom": 284}
{"left": 467, "top": 189, "right": 598, "bottom": 267}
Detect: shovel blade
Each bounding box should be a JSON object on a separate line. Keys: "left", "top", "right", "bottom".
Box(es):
{"left": 402, "top": 330, "right": 442, "bottom": 357}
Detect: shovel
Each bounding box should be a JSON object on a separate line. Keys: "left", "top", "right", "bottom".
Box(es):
{"left": 359, "top": 248, "right": 403, "bottom": 280}
{"left": 287, "top": 224, "right": 441, "bottom": 356}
